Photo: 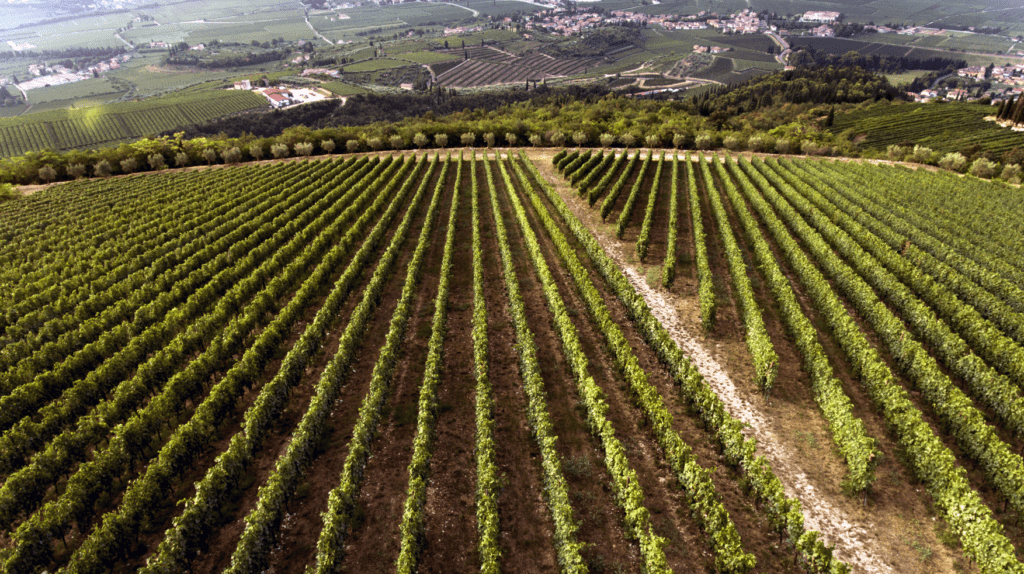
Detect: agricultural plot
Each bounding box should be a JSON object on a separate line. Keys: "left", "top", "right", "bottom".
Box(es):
{"left": 830, "top": 101, "right": 1024, "bottom": 157}
{"left": 0, "top": 148, "right": 876, "bottom": 574}
{"left": 0, "top": 90, "right": 267, "bottom": 157}
{"left": 560, "top": 147, "right": 1024, "bottom": 574}
{"left": 435, "top": 47, "right": 601, "bottom": 87}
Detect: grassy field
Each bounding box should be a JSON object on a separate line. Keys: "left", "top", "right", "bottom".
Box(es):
{"left": 320, "top": 80, "right": 370, "bottom": 96}
{"left": 344, "top": 58, "right": 411, "bottom": 73}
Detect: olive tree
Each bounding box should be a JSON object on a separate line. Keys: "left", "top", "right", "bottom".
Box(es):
{"left": 271, "top": 143, "right": 290, "bottom": 158}
{"left": 38, "top": 165, "right": 56, "bottom": 183}
{"left": 222, "top": 147, "right": 242, "bottom": 163}
{"left": 67, "top": 163, "right": 86, "bottom": 179}
{"left": 148, "top": 154, "right": 166, "bottom": 170}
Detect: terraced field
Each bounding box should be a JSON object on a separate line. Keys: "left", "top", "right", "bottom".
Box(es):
{"left": 0, "top": 148, "right": 1023, "bottom": 574}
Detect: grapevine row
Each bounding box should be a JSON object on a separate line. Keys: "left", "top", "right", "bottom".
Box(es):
{"left": 730, "top": 157, "right": 1022, "bottom": 573}
{"left": 486, "top": 155, "right": 586, "bottom": 573}
{"left": 523, "top": 151, "right": 846, "bottom": 574}
{"left": 141, "top": 155, "right": 430, "bottom": 574}
{"left": 691, "top": 156, "right": 715, "bottom": 329}
{"left": 513, "top": 155, "right": 758, "bottom": 573}
{"left": 233, "top": 155, "right": 447, "bottom": 574}
{"left": 635, "top": 151, "right": 664, "bottom": 260}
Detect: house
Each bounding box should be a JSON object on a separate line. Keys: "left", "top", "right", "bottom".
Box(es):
{"left": 801, "top": 11, "right": 840, "bottom": 23}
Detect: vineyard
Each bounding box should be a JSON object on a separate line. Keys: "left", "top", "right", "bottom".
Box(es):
{"left": 0, "top": 147, "right": 1022, "bottom": 574}
{"left": 0, "top": 90, "right": 267, "bottom": 158}
{"left": 435, "top": 46, "right": 600, "bottom": 87}
{"left": 831, "top": 101, "right": 1024, "bottom": 157}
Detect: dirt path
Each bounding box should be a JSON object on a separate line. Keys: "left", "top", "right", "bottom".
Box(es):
{"left": 526, "top": 149, "right": 895, "bottom": 574}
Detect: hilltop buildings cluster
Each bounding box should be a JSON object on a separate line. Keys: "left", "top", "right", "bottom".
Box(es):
{"left": 527, "top": 8, "right": 772, "bottom": 37}
{"left": 0, "top": 54, "right": 132, "bottom": 92}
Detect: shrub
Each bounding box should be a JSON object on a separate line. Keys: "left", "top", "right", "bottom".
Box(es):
{"left": 748, "top": 134, "right": 774, "bottom": 153}
{"left": 222, "top": 147, "right": 242, "bottom": 163}
{"left": 147, "top": 154, "right": 166, "bottom": 170}
{"left": 1001, "top": 163, "right": 1021, "bottom": 184}
{"left": 801, "top": 140, "right": 829, "bottom": 156}
{"left": 0, "top": 183, "right": 18, "bottom": 202}
{"left": 775, "top": 138, "right": 794, "bottom": 154}
{"left": 886, "top": 144, "right": 908, "bottom": 161}
{"left": 722, "top": 134, "right": 744, "bottom": 151}
{"left": 938, "top": 152, "right": 967, "bottom": 172}
{"left": 295, "top": 142, "right": 314, "bottom": 156}
{"left": 38, "top": 165, "right": 56, "bottom": 183}
{"left": 694, "top": 133, "right": 715, "bottom": 150}
{"left": 94, "top": 160, "right": 112, "bottom": 177}
{"left": 271, "top": 143, "right": 290, "bottom": 158}
{"left": 968, "top": 157, "right": 997, "bottom": 179}
{"left": 910, "top": 145, "right": 933, "bottom": 164}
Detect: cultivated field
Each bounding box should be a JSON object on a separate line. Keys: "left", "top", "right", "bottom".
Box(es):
{"left": 0, "top": 147, "right": 1022, "bottom": 574}
{"left": 0, "top": 90, "right": 267, "bottom": 157}
{"left": 831, "top": 101, "right": 1024, "bottom": 156}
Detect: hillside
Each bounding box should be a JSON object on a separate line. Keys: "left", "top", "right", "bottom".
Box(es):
{"left": 0, "top": 147, "right": 1022, "bottom": 573}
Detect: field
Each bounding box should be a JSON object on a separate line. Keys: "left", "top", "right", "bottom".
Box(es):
{"left": 434, "top": 46, "right": 600, "bottom": 87}
{"left": 0, "top": 90, "right": 267, "bottom": 157}
{"left": 0, "top": 144, "right": 1023, "bottom": 574}
{"left": 789, "top": 36, "right": 1024, "bottom": 68}
{"left": 831, "top": 101, "right": 1024, "bottom": 156}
